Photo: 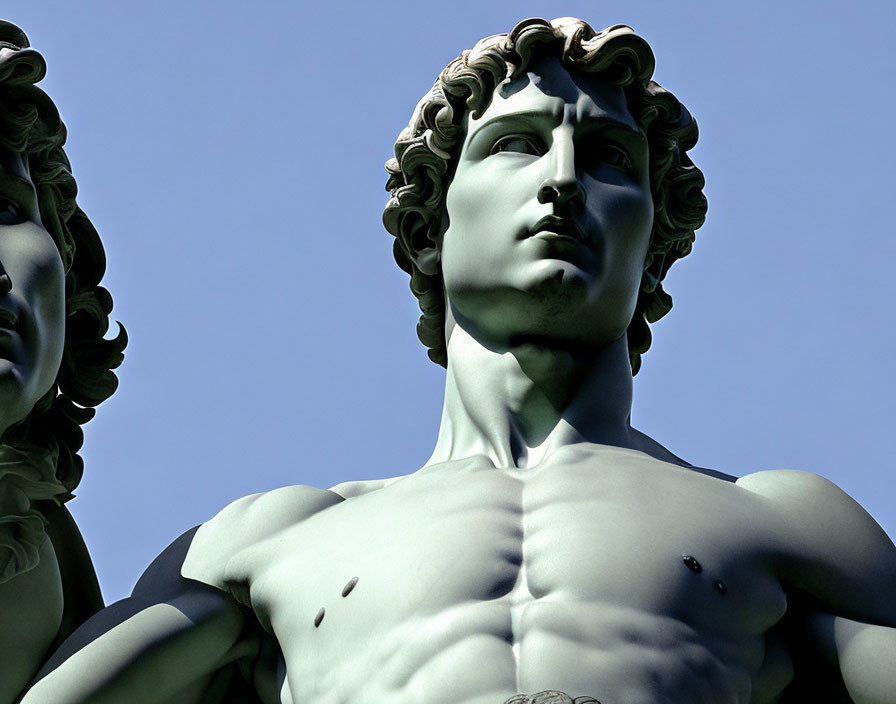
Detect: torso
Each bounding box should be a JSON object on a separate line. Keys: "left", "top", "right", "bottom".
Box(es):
{"left": 205, "top": 446, "right": 801, "bottom": 704}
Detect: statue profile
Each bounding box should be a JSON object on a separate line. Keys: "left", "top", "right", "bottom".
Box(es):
{"left": 0, "top": 19, "right": 125, "bottom": 703}
{"left": 11, "top": 16, "right": 896, "bottom": 704}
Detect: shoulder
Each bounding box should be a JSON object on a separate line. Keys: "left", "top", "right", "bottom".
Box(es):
{"left": 736, "top": 467, "right": 842, "bottom": 501}
{"left": 736, "top": 469, "right": 896, "bottom": 621}
{"left": 201, "top": 484, "right": 345, "bottom": 537}
{"left": 181, "top": 484, "right": 344, "bottom": 589}
{"left": 735, "top": 468, "right": 875, "bottom": 524}
{"left": 735, "top": 468, "right": 884, "bottom": 540}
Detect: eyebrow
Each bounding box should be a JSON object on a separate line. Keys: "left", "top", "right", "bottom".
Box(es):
{"left": 467, "top": 109, "right": 642, "bottom": 139}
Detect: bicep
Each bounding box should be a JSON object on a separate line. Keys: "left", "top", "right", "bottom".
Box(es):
{"left": 834, "top": 615, "right": 896, "bottom": 704}
{"left": 23, "top": 530, "right": 250, "bottom": 704}
{"left": 792, "top": 610, "right": 896, "bottom": 704}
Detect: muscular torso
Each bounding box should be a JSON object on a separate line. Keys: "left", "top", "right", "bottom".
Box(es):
{"left": 189, "top": 446, "right": 804, "bottom": 704}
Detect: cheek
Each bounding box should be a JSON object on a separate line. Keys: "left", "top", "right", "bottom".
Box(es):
{"left": 590, "top": 181, "right": 654, "bottom": 258}
{"left": 441, "top": 174, "right": 496, "bottom": 289}
{"left": 623, "top": 196, "right": 654, "bottom": 263}
{"left": 444, "top": 161, "right": 540, "bottom": 231}
{"left": 0, "top": 224, "right": 66, "bottom": 429}
{"left": 443, "top": 171, "right": 496, "bottom": 236}
{"left": 35, "top": 255, "right": 65, "bottom": 379}
{"left": 20, "top": 233, "right": 66, "bottom": 392}
{"left": 439, "top": 222, "right": 483, "bottom": 296}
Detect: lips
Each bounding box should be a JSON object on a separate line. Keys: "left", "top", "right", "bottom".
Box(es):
{"left": 0, "top": 308, "right": 18, "bottom": 332}
{"left": 529, "top": 215, "right": 590, "bottom": 245}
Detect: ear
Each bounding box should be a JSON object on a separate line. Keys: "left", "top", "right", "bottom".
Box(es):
{"left": 400, "top": 211, "right": 441, "bottom": 276}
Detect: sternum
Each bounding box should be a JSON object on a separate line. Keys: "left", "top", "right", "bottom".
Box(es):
{"left": 508, "top": 553, "right": 534, "bottom": 689}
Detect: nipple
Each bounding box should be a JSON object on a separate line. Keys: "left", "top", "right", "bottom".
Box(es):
{"left": 342, "top": 576, "right": 359, "bottom": 597}
{"left": 315, "top": 576, "right": 360, "bottom": 628}
{"left": 681, "top": 555, "right": 702, "bottom": 573}
{"left": 682, "top": 554, "right": 727, "bottom": 596}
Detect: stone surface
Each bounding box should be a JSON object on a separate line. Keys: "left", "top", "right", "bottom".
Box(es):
{"left": 10, "top": 16, "right": 896, "bottom": 704}
{"left": 0, "top": 19, "right": 123, "bottom": 704}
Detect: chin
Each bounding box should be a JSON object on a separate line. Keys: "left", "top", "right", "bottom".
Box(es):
{"left": 512, "top": 261, "right": 594, "bottom": 306}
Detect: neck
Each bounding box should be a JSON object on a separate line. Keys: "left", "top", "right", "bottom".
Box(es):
{"left": 427, "top": 326, "right": 643, "bottom": 469}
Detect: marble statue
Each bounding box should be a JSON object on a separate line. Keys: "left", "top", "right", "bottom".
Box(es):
{"left": 0, "top": 19, "right": 125, "bottom": 704}
{"left": 13, "top": 16, "right": 896, "bottom": 704}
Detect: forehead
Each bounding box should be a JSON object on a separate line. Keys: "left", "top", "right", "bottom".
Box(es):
{"left": 465, "top": 54, "right": 639, "bottom": 137}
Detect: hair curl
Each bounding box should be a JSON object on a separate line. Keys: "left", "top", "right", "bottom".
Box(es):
{"left": 384, "top": 18, "right": 706, "bottom": 373}
{"left": 0, "top": 21, "right": 125, "bottom": 500}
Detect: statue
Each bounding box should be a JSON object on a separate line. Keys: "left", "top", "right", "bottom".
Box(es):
{"left": 14, "top": 16, "right": 896, "bottom": 704}
{"left": 0, "top": 20, "right": 125, "bottom": 703}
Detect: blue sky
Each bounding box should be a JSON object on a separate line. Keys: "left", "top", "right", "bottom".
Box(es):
{"left": 4, "top": 1, "right": 894, "bottom": 602}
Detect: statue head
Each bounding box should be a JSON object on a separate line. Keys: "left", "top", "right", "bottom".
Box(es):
{"left": 0, "top": 21, "right": 125, "bottom": 508}
{"left": 384, "top": 18, "right": 706, "bottom": 373}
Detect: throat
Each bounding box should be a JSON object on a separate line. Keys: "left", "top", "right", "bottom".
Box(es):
{"left": 428, "top": 333, "right": 637, "bottom": 469}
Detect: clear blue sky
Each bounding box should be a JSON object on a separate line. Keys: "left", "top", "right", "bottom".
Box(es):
{"left": 3, "top": 1, "right": 894, "bottom": 602}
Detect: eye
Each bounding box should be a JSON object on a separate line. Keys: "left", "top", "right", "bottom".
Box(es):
{"left": 490, "top": 135, "right": 544, "bottom": 157}
{"left": 592, "top": 144, "right": 633, "bottom": 173}
{"left": 0, "top": 197, "right": 27, "bottom": 226}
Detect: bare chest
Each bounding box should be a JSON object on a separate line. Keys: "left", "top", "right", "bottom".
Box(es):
{"left": 238, "top": 451, "right": 787, "bottom": 703}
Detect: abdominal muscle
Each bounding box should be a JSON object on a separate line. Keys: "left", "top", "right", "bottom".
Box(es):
{"left": 272, "top": 596, "right": 761, "bottom": 704}
{"left": 267, "top": 556, "right": 770, "bottom": 703}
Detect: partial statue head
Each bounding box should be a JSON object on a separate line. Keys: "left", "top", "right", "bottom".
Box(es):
{"left": 0, "top": 20, "right": 125, "bottom": 559}
{"left": 384, "top": 18, "right": 706, "bottom": 373}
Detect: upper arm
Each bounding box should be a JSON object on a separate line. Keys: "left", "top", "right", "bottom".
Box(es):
{"left": 737, "top": 469, "right": 896, "bottom": 626}
{"left": 24, "top": 485, "right": 343, "bottom": 703}
{"left": 831, "top": 616, "right": 896, "bottom": 704}
{"left": 781, "top": 610, "right": 896, "bottom": 704}
{"left": 23, "top": 528, "right": 250, "bottom": 704}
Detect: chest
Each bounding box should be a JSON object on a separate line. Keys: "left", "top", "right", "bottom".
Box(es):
{"left": 241, "top": 455, "right": 786, "bottom": 645}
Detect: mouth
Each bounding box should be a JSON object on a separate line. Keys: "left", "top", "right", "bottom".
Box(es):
{"left": 528, "top": 215, "right": 590, "bottom": 245}
{"left": 0, "top": 308, "right": 18, "bottom": 332}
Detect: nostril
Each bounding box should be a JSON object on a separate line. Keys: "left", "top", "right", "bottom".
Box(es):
{"left": 0, "top": 274, "right": 10, "bottom": 295}
{"left": 538, "top": 184, "right": 560, "bottom": 204}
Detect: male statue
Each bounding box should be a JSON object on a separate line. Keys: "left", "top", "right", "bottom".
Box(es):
{"left": 0, "top": 20, "right": 125, "bottom": 704}
{"left": 21, "top": 17, "right": 896, "bottom": 704}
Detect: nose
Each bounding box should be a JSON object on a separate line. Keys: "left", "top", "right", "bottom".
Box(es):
{"left": 537, "top": 128, "right": 585, "bottom": 208}
{"left": 537, "top": 178, "right": 585, "bottom": 207}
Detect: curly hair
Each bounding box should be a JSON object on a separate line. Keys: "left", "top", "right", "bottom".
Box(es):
{"left": 0, "top": 21, "right": 125, "bottom": 525}
{"left": 384, "top": 18, "right": 707, "bottom": 373}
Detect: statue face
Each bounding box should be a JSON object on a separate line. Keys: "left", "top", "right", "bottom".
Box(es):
{"left": 0, "top": 151, "right": 65, "bottom": 434}
{"left": 439, "top": 55, "right": 654, "bottom": 351}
